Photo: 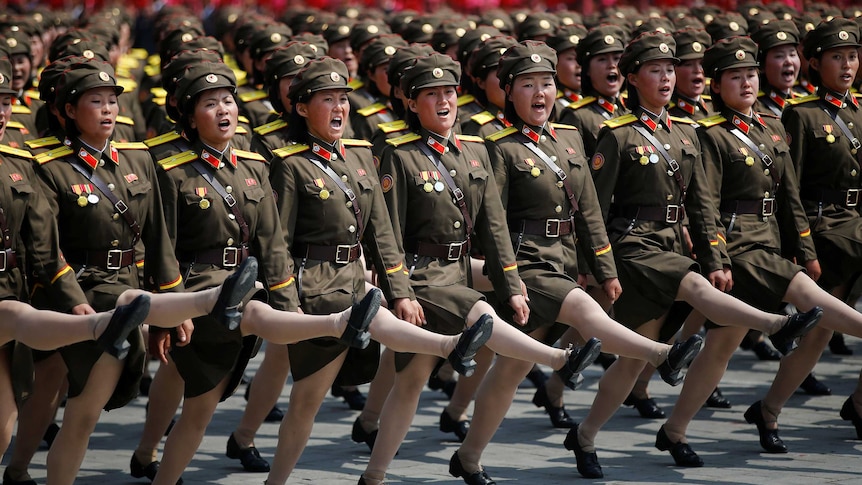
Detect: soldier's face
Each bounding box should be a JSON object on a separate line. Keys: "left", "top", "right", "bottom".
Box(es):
{"left": 66, "top": 87, "right": 118, "bottom": 147}
{"left": 11, "top": 54, "right": 30, "bottom": 91}
{"left": 369, "top": 63, "right": 392, "bottom": 97}
{"left": 297, "top": 88, "right": 350, "bottom": 144}
{"left": 479, "top": 70, "right": 506, "bottom": 109}
{"left": 713, "top": 67, "right": 759, "bottom": 112}
{"left": 811, "top": 47, "right": 859, "bottom": 93}
{"left": 763, "top": 45, "right": 800, "bottom": 91}
{"left": 409, "top": 85, "right": 458, "bottom": 136}
{"left": 0, "top": 94, "right": 10, "bottom": 141}
{"left": 587, "top": 52, "right": 622, "bottom": 97}
{"left": 675, "top": 59, "right": 705, "bottom": 99}
{"left": 628, "top": 60, "right": 675, "bottom": 114}
{"left": 556, "top": 48, "right": 581, "bottom": 92}
{"left": 278, "top": 76, "right": 295, "bottom": 113}
{"left": 329, "top": 40, "right": 358, "bottom": 79}
{"left": 190, "top": 88, "right": 238, "bottom": 151}
{"left": 508, "top": 73, "right": 556, "bottom": 126}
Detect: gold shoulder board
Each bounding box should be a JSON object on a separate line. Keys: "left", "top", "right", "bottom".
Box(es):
{"left": 457, "top": 94, "right": 476, "bottom": 107}
{"left": 342, "top": 139, "right": 373, "bottom": 147}
{"left": 357, "top": 103, "right": 386, "bottom": 117}
{"left": 234, "top": 149, "right": 266, "bottom": 161}
{"left": 386, "top": 132, "right": 421, "bottom": 147}
{"left": 0, "top": 144, "right": 32, "bottom": 159}
{"left": 144, "top": 131, "right": 181, "bottom": 147}
{"left": 273, "top": 144, "right": 310, "bottom": 158}
{"left": 112, "top": 141, "right": 149, "bottom": 150}
{"left": 158, "top": 151, "right": 197, "bottom": 171}
{"left": 239, "top": 90, "right": 267, "bottom": 103}
{"left": 567, "top": 96, "right": 596, "bottom": 110}
{"left": 26, "top": 136, "right": 61, "bottom": 149}
{"left": 486, "top": 126, "right": 518, "bottom": 142}
{"left": 697, "top": 115, "right": 727, "bottom": 128}
{"left": 379, "top": 120, "right": 408, "bottom": 133}
{"left": 457, "top": 134, "right": 484, "bottom": 143}
{"left": 36, "top": 146, "right": 73, "bottom": 165}
{"left": 603, "top": 114, "right": 637, "bottom": 129}
{"left": 254, "top": 119, "right": 288, "bottom": 135}
{"left": 787, "top": 94, "right": 818, "bottom": 106}
{"left": 470, "top": 111, "right": 495, "bottom": 125}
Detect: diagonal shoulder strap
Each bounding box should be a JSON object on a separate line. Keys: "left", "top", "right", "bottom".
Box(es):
{"left": 68, "top": 159, "right": 141, "bottom": 245}
{"left": 190, "top": 160, "right": 250, "bottom": 246}
{"left": 632, "top": 123, "right": 687, "bottom": 202}
{"left": 306, "top": 156, "right": 363, "bottom": 242}
{"left": 416, "top": 141, "right": 474, "bottom": 247}
{"left": 517, "top": 134, "right": 580, "bottom": 215}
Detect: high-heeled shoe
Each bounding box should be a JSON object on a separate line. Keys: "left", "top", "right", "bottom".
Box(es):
{"left": 440, "top": 410, "right": 470, "bottom": 441}
{"left": 655, "top": 426, "right": 703, "bottom": 467}
{"left": 532, "top": 385, "right": 576, "bottom": 428}
{"left": 657, "top": 335, "right": 703, "bottom": 386}
{"left": 840, "top": 396, "right": 862, "bottom": 439}
{"left": 130, "top": 454, "right": 184, "bottom": 484}
{"left": 226, "top": 433, "right": 270, "bottom": 472}
{"left": 448, "top": 315, "right": 494, "bottom": 377}
{"left": 98, "top": 294, "right": 151, "bottom": 359}
{"left": 556, "top": 338, "right": 602, "bottom": 390}
{"left": 743, "top": 401, "right": 787, "bottom": 453}
{"left": 448, "top": 450, "right": 496, "bottom": 484}
{"left": 563, "top": 424, "right": 603, "bottom": 478}
{"left": 769, "top": 307, "right": 823, "bottom": 355}
{"left": 351, "top": 417, "right": 378, "bottom": 452}
{"left": 340, "top": 289, "right": 382, "bottom": 349}
{"left": 211, "top": 257, "right": 259, "bottom": 331}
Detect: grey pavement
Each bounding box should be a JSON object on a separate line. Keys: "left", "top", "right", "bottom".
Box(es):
{"left": 5, "top": 336, "right": 862, "bottom": 484}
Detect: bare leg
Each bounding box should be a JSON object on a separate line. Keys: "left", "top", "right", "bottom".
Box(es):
{"left": 116, "top": 288, "right": 219, "bottom": 329}
{"left": 445, "top": 347, "right": 494, "bottom": 424}
{"left": 678, "top": 273, "right": 787, "bottom": 333}
{"left": 239, "top": 300, "right": 354, "bottom": 343}
{"left": 233, "top": 343, "right": 290, "bottom": 448}
{"left": 47, "top": 354, "right": 123, "bottom": 485}
{"left": 134, "top": 358, "right": 184, "bottom": 465}
{"left": 0, "top": 347, "right": 16, "bottom": 459}
{"left": 0, "top": 301, "right": 117, "bottom": 350}
{"left": 366, "top": 307, "right": 458, "bottom": 356}
{"left": 266, "top": 351, "right": 347, "bottom": 484}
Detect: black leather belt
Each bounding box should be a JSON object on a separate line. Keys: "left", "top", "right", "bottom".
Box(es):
{"left": 65, "top": 248, "right": 136, "bottom": 270}
{"left": 178, "top": 246, "right": 249, "bottom": 268}
{"left": 0, "top": 249, "right": 18, "bottom": 271}
{"left": 513, "top": 217, "right": 574, "bottom": 237}
{"left": 295, "top": 242, "right": 360, "bottom": 264}
{"left": 614, "top": 204, "right": 686, "bottom": 224}
{"left": 405, "top": 239, "right": 469, "bottom": 261}
{"left": 720, "top": 198, "right": 776, "bottom": 216}
{"left": 801, "top": 188, "right": 860, "bottom": 208}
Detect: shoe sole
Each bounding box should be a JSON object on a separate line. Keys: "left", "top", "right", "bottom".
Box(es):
{"left": 450, "top": 315, "right": 494, "bottom": 377}
{"left": 100, "top": 294, "right": 151, "bottom": 360}
{"left": 220, "top": 258, "right": 259, "bottom": 331}
{"left": 343, "top": 289, "right": 382, "bottom": 349}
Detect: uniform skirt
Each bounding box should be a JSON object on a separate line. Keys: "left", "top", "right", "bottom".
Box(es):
{"left": 812, "top": 214, "right": 862, "bottom": 290}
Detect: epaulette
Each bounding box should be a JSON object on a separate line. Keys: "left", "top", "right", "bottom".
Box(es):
{"left": 0, "top": 144, "right": 32, "bottom": 159}
{"left": 757, "top": 90, "right": 766, "bottom": 97}
{"left": 342, "top": 138, "right": 373, "bottom": 147}
{"left": 129, "top": 48, "right": 149, "bottom": 61}
{"left": 566, "top": 96, "right": 596, "bottom": 110}
{"left": 457, "top": 134, "right": 484, "bottom": 143}
{"left": 470, "top": 111, "right": 496, "bottom": 126}
{"left": 11, "top": 105, "right": 31, "bottom": 114}
{"left": 151, "top": 87, "right": 168, "bottom": 99}
{"left": 550, "top": 122, "right": 577, "bottom": 130}
{"left": 457, "top": 94, "right": 476, "bottom": 107}
{"left": 357, "top": 102, "right": 387, "bottom": 117}
{"left": 235, "top": 70, "right": 248, "bottom": 87}
{"left": 147, "top": 54, "right": 160, "bottom": 66}
{"left": 697, "top": 115, "right": 727, "bottom": 128}
{"left": 24, "top": 89, "right": 40, "bottom": 100}
{"left": 602, "top": 113, "right": 637, "bottom": 129}
{"left": 788, "top": 94, "right": 818, "bottom": 105}
{"left": 116, "top": 68, "right": 133, "bottom": 79}
{"left": 26, "top": 136, "right": 61, "bottom": 149}
{"left": 117, "top": 78, "right": 138, "bottom": 92}
{"left": 144, "top": 131, "right": 181, "bottom": 148}
{"left": 152, "top": 97, "right": 166, "bottom": 106}
{"left": 757, "top": 111, "right": 780, "bottom": 119}
{"left": 113, "top": 141, "right": 148, "bottom": 150}
{"left": 234, "top": 149, "right": 266, "bottom": 162}
{"left": 386, "top": 132, "right": 421, "bottom": 147}
{"left": 669, "top": 115, "right": 697, "bottom": 126}
{"left": 254, "top": 119, "right": 288, "bottom": 135}
{"left": 6, "top": 120, "right": 27, "bottom": 130}
{"left": 379, "top": 120, "right": 408, "bottom": 134}
{"left": 158, "top": 151, "right": 197, "bottom": 171}
{"left": 118, "top": 56, "right": 140, "bottom": 70}
{"left": 116, "top": 115, "right": 135, "bottom": 126}
{"left": 236, "top": 125, "right": 249, "bottom": 135}
{"left": 854, "top": 92, "right": 862, "bottom": 99}
{"left": 348, "top": 79, "right": 364, "bottom": 91}
{"left": 701, "top": 94, "right": 712, "bottom": 101}
{"left": 36, "top": 146, "right": 73, "bottom": 165}
{"left": 486, "top": 126, "right": 518, "bottom": 142}
{"left": 239, "top": 90, "right": 267, "bottom": 103}
{"left": 144, "top": 65, "right": 159, "bottom": 77}
{"left": 273, "top": 144, "right": 310, "bottom": 158}
{"left": 238, "top": 115, "right": 251, "bottom": 124}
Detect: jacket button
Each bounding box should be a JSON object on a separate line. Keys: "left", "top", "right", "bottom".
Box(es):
{"left": 226, "top": 186, "right": 233, "bottom": 193}
{"left": 348, "top": 225, "right": 356, "bottom": 233}
{"left": 554, "top": 205, "right": 562, "bottom": 213}
{"left": 454, "top": 221, "right": 461, "bottom": 228}
{"left": 227, "top": 238, "right": 234, "bottom": 245}
{"left": 111, "top": 240, "right": 119, "bottom": 247}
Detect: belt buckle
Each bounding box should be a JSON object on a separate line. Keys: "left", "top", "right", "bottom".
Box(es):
{"left": 853, "top": 138, "right": 862, "bottom": 150}
{"left": 446, "top": 241, "right": 464, "bottom": 261}
{"left": 335, "top": 244, "right": 353, "bottom": 264}
{"left": 665, "top": 205, "right": 680, "bottom": 224}
{"left": 106, "top": 249, "right": 123, "bottom": 270}
{"left": 0, "top": 250, "right": 6, "bottom": 271}
{"left": 762, "top": 198, "right": 776, "bottom": 216}
{"left": 222, "top": 247, "right": 239, "bottom": 267}
{"left": 545, "top": 219, "right": 561, "bottom": 237}
{"left": 847, "top": 189, "right": 860, "bottom": 207}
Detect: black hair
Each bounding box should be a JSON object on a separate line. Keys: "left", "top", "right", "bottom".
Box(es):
{"left": 388, "top": 85, "right": 406, "bottom": 119}
{"left": 405, "top": 103, "right": 421, "bottom": 132}
{"left": 285, "top": 105, "right": 310, "bottom": 144}
{"left": 267, "top": 78, "right": 286, "bottom": 115}
{"left": 708, "top": 72, "right": 727, "bottom": 112}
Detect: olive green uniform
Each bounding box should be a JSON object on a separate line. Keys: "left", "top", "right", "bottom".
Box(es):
{"left": 668, "top": 93, "right": 714, "bottom": 121}
{"left": 558, "top": 95, "right": 628, "bottom": 157}
{"left": 462, "top": 107, "right": 511, "bottom": 139}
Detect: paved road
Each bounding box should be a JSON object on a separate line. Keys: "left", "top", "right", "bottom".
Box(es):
{"left": 5, "top": 335, "right": 862, "bottom": 484}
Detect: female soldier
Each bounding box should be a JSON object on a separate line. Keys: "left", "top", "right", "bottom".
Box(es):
{"left": 461, "top": 36, "right": 519, "bottom": 139}
{"left": 448, "top": 40, "right": 707, "bottom": 485}
{"left": 136, "top": 60, "right": 385, "bottom": 485}
{"left": 567, "top": 32, "right": 823, "bottom": 479}
{"left": 547, "top": 24, "right": 588, "bottom": 116}
{"left": 758, "top": 18, "right": 862, "bottom": 449}
{"left": 264, "top": 57, "right": 494, "bottom": 485}
{"left": 359, "top": 53, "right": 601, "bottom": 485}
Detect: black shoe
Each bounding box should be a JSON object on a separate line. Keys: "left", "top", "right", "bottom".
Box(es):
{"left": 332, "top": 385, "right": 367, "bottom": 410}
{"left": 840, "top": 396, "right": 862, "bottom": 439}
{"left": 212, "top": 257, "right": 259, "bottom": 331}
{"left": 2, "top": 469, "right": 36, "bottom": 485}
{"left": 351, "top": 417, "right": 378, "bottom": 452}
{"left": 595, "top": 352, "right": 617, "bottom": 370}
{"left": 655, "top": 426, "right": 703, "bottom": 467}
{"left": 799, "top": 373, "right": 831, "bottom": 396}
{"left": 556, "top": 338, "right": 602, "bottom": 390}
{"left": 42, "top": 422, "right": 60, "bottom": 448}
{"left": 440, "top": 410, "right": 470, "bottom": 441}
{"left": 448, "top": 315, "right": 494, "bottom": 377}
{"left": 751, "top": 341, "right": 781, "bottom": 361}
{"left": 657, "top": 335, "right": 703, "bottom": 386}
{"left": 225, "top": 433, "right": 270, "bottom": 472}
{"left": 130, "top": 454, "right": 183, "bottom": 484}
{"left": 769, "top": 307, "right": 823, "bottom": 355}
{"left": 448, "top": 451, "right": 496, "bottom": 485}
{"left": 532, "top": 385, "right": 576, "bottom": 428}
{"left": 705, "top": 387, "right": 732, "bottom": 409}
{"left": 98, "top": 294, "right": 151, "bottom": 359}
{"left": 525, "top": 366, "right": 549, "bottom": 388}
{"left": 264, "top": 406, "right": 285, "bottom": 422}
{"left": 623, "top": 394, "right": 665, "bottom": 419}
{"left": 563, "top": 424, "right": 603, "bottom": 478}
{"left": 340, "top": 288, "right": 382, "bottom": 349}
{"left": 428, "top": 374, "right": 457, "bottom": 398}
{"left": 830, "top": 333, "right": 853, "bottom": 355}
{"left": 743, "top": 401, "right": 788, "bottom": 453}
